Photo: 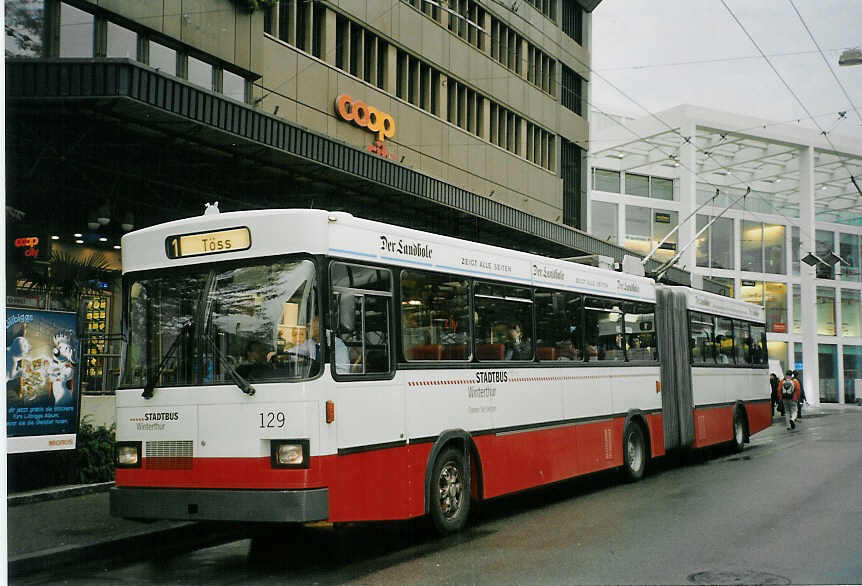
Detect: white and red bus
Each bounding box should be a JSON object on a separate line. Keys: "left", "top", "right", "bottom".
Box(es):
{"left": 111, "top": 208, "right": 771, "bottom": 534}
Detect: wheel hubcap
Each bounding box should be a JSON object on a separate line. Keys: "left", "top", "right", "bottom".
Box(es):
{"left": 735, "top": 419, "right": 744, "bottom": 444}
{"left": 438, "top": 462, "right": 462, "bottom": 518}
{"left": 628, "top": 435, "right": 642, "bottom": 472}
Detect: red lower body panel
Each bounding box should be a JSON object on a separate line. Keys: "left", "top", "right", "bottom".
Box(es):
{"left": 118, "top": 405, "right": 767, "bottom": 523}
{"left": 692, "top": 400, "right": 773, "bottom": 449}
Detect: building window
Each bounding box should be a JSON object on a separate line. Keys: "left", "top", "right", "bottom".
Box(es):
{"left": 816, "top": 229, "right": 835, "bottom": 280}
{"left": 818, "top": 344, "right": 838, "bottom": 402}
{"left": 741, "top": 221, "right": 763, "bottom": 273}
{"left": 278, "top": 0, "right": 292, "bottom": 43}
{"left": 767, "top": 340, "right": 788, "bottom": 373}
{"left": 591, "top": 201, "right": 617, "bottom": 244}
{"left": 696, "top": 216, "right": 734, "bottom": 270}
{"left": 59, "top": 2, "right": 94, "bottom": 58}
{"left": 839, "top": 233, "right": 860, "bottom": 282}
{"left": 222, "top": 69, "right": 247, "bottom": 102}
{"left": 793, "top": 284, "right": 801, "bottom": 334}
{"left": 765, "top": 282, "right": 787, "bottom": 333}
{"left": 625, "top": 206, "right": 652, "bottom": 258}
{"left": 148, "top": 41, "right": 177, "bottom": 75}
{"left": 792, "top": 226, "right": 800, "bottom": 276}
{"left": 711, "top": 277, "right": 735, "bottom": 298}
{"left": 444, "top": 0, "right": 485, "bottom": 50}
{"left": 524, "top": 0, "right": 556, "bottom": 22}
{"left": 625, "top": 207, "right": 677, "bottom": 262}
{"left": 842, "top": 289, "right": 862, "bottom": 337}
{"left": 625, "top": 173, "right": 650, "bottom": 197}
{"left": 106, "top": 21, "right": 138, "bottom": 59}
{"left": 561, "top": 0, "right": 583, "bottom": 44}
{"left": 764, "top": 224, "right": 786, "bottom": 275}
{"left": 593, "top": 169, "right": 620, "bottom": 193}
{"left": 561, "top": 138, "right": 582, "bottom": 228}
{"left": 652, "top": 177, "right": 674, "bottom": 201}
{"left": 817, "top": 286, "right": 836, "bottom": 336}
{"left": 187, "top": 55, "right": 213, "bottom": 90}
{"left": 561, "top": 64, "right": 583, "bottom": 115}
{"left": 842, "top": 346, "right": 861, "bottom": 403}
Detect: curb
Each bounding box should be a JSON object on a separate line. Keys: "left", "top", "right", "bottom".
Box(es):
{"left": 8, "top": 521, "right": 245, "bottom": 578}
{"left": 7, "top": 481, "right": 116, "bottom": 507}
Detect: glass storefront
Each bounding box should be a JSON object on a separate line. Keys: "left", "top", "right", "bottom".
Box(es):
{"left": 767, "top": 340, "right": 788, "bottom": 375}
{"left": 843, "top": 345, "right": 862, "bottom": 404}
{"left": 818, "top": 344, "right": 838, "bottom": 403}
{"left": 765, "top": 282, "right": 787, "bottom": 333}
{"left": 740, "top": 280, "right": 787, "bottom": 332}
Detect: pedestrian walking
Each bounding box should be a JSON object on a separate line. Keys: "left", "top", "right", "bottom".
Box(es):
{"left": 793, "top": 370, "right": 806, "bottom": 420}
{"left": 781, "top": 371, "right": 800, "bottom": 430}
{"left": 769, "top": 373, "right": 781, "bottom": 416}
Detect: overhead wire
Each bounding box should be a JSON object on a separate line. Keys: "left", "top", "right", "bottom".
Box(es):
{"left": 720, "top": 0, "right": 862, "bottom": 227}
{"left": 787, "top": 0, "right": 862, "bottom": 128}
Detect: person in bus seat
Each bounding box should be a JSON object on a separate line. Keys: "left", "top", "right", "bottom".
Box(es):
{"left": 294, "top": 316, "right": 350, "bottom": 374}
{"left": 236, "top": 340, "right": 275, "bottom": 378}
{"left": 715, "top": 335, "right": 731, "bottom": 364}
{"left": 505, "top": 322, "right": 530, "bottom": 360}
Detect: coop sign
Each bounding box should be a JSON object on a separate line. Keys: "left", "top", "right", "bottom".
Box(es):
{"left": 335, "top": 94, "right": 396, "bottom": 142}
{"left": 14, "top": 237, "right": 40, "bottom": 257}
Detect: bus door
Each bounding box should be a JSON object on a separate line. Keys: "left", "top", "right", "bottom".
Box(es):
{"left": 655, "top": 287, "right": 694, "bottom": 450}
{"left": 328, "top": 262, "right": 404, "bottom": 453}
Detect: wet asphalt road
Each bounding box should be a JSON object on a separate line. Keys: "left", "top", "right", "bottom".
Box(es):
{"left": 19, "top": 409, "right": 862, "bottom": 585}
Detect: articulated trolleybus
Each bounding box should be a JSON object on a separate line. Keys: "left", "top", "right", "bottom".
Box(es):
{"left": 111, "top": 208, "right": 771, "bottom": 534}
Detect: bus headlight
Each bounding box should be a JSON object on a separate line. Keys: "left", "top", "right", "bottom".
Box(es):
{"left": 116, "top": 442, "right": 142, "bottom": 468}
{"left": 270, "top": 440, "right": 310, "bottom": 468}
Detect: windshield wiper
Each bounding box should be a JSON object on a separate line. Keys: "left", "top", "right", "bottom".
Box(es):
{"left": 142, "top": 321, "right": 193, "bottom": 399}
{"left": 200, "top": 335, "right": 256, "bottom": 396}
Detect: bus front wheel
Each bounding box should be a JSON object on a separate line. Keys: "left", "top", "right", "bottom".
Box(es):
{"left": 429, "top": 446, "right": 471, "bottom": 535}
{"left": 622, "top": 422, "right": 647, "bottom": 482}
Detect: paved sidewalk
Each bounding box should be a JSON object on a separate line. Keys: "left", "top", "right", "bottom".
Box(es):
{"left": 7, "top": 485, "right": 196, "bottom": 577}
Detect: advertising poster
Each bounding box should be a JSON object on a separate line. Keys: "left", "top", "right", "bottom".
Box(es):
{"left": 6, "top": 308, "right": 80, "bottom": 453}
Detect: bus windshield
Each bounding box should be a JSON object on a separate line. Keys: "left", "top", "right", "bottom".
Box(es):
{"left": 121, "top": 258, "right": 319, "bottom": 389}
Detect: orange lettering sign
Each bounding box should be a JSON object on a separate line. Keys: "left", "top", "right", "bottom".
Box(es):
{"left": 335, "top": 94, "right": 396, "bottom": 142}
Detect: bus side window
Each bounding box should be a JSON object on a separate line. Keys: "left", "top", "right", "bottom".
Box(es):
{"left": 622, "top": 302, "right": 657, "bottom": 361}
{"left": 534, "top": 289, "right": 582, "bottom": 361}
{"left": 330, "top": 262, "right": 393, "bottom": 376}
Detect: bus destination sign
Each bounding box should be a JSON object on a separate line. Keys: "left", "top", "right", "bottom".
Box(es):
{"left": 166, "top": 227, "right": 251, "bottom": 259}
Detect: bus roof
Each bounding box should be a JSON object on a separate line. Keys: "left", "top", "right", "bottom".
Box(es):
{"left": 122, "top": 208, "right": 657, "bottom": 303}
{"left": 671, "top": 285, "right": 766, "bottom": 322}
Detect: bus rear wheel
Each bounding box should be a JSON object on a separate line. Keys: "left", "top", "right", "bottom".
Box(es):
{"left": 622, "top": 422, "right": 647, "bottom": 482}
{"left": 430, "top": 446, "right": 471, "bottom": 535}
{"left": 732, "top": 409, "right": 746, "bottom": 453}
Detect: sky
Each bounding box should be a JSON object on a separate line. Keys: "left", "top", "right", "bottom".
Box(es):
{"left": 590, "top": 0, "right": 862, "bottom": 140}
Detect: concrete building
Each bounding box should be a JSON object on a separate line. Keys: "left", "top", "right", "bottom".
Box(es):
{"left": 10, "top": 0, "right": 713, "bottom": 417}
{"left": 588, "top": 105, "right": 862, "bottom": 405}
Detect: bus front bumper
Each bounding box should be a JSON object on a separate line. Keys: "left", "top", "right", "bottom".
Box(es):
{"left": 110, "top": 487, "right": 329, "bottom": 523}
